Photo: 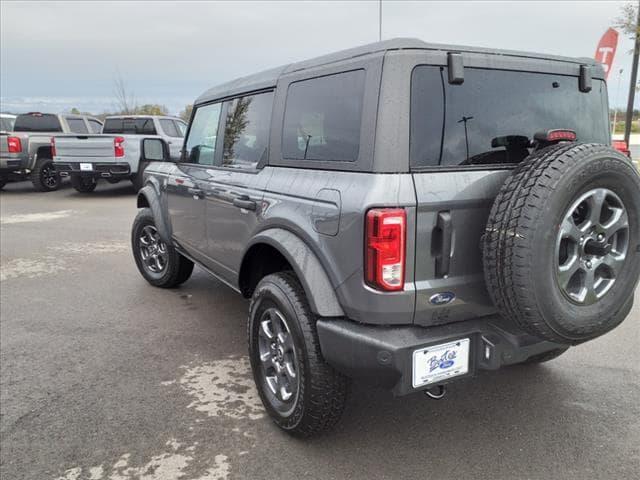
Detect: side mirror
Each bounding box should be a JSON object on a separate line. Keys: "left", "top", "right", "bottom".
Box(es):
{"left": 141, "top": 138, "right": 171, "bottom": 162}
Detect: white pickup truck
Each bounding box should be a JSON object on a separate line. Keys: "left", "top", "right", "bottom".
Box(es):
{"left": 53, "top": 115, "right": 186, "bottom": 192}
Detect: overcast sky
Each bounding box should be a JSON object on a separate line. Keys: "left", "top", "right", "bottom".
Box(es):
{"left": 1, "top": 0, "right": 638, "bottom": 115}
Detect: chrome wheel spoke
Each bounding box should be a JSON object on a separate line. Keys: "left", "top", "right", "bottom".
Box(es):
{"left": 559, "top": 216, "right": 583, "bottom": 242}
{"left": 556, "top": 188, "right": 629, "bottom": 306}
{"left": 602, "top": 253, "right": 625, "bottom": 277}
{"left": 586, "top": 188, "right": 607, "bottom": 228}
{"left": 602, "top": 208, "right": 629, "bottom": 238}
{"left": 558, "top": 257, "right": 581, "bottom": 290}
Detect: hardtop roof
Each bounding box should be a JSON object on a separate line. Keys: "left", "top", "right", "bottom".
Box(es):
{"left": 195, "top": 37, "right": 600, "bottom": 105}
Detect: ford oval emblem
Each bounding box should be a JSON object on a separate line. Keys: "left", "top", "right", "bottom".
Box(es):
{"left": 429, "top": 292, "right": 456, "bottom": 306}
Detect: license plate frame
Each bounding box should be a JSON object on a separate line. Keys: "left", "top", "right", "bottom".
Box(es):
{"left": 412, "top": 338, "right": 471, "bottom": 388}
{"left": 79, "top": 163, "right": 93, "bottom": 171}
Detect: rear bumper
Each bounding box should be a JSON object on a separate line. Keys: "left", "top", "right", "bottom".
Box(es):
{"left": 54, "top": 162, "right": 131, "bottom": 178}
{"left": 316, "top": 316, "right": 563, "bottom": 396}
{"left": 0, "top": 154, "right": 29, "bottom": 173}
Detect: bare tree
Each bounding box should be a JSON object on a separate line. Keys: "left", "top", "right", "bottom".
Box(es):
{"left": 113, "top": 71, "right": 136, "bottom": 114}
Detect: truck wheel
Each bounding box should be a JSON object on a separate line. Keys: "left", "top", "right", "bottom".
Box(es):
{"left": 30, "top": 158, "right": 60, "bottom": 192}
{"left": 248, "top": 272, "right": 348, "bottom": 437}
{"left": 131, "top": 208, "right": 194, "bottom": 288}
{"left": 483, "top": 143, "right": 640, "bottom": 344}
{"left": 0, "top": 176, "right": 6, "bottom": 190}
{"left": 71, "top": 176, "right": 97, "bottom": 193}
{"left": 522, "top": 347, "right": 569, "bottom": 364}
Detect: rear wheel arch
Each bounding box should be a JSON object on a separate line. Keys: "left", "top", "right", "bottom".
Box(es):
{"left": 239, "top": 230, "right": 344, "bottom": 318}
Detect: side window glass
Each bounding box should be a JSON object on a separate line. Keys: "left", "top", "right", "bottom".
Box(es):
{"left": 282, "top": 70, "right": 365, "bottom": 162}
{"left": 222, "top": 91, "right": 274, "bottom": 169}
{"left": 159, "top": 119, "right": 180, "bottom": 137}
{"left": 88, "top": 119, "right": 103, "bottom": 133}
{"left": 174, "top": 120, "right": 187, "bottom": 137}
{"left": 67, "top": 118, "right": 89, "bottom": 134}
{"left": 185, "top": 103, "right": 222, "bottom": 165}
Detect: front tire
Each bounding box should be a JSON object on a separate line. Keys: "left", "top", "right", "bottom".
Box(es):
{"left": 30, "top": 158, "right": 60, "bottom": 192}
{"left": 248, "top": 272, "right": 348, "bottom": 437}
{"left": 131, "top": 208, "right": 194, "bottom": 288}
{"left": 71, "top": 176, "right": 97, "bottom": 193}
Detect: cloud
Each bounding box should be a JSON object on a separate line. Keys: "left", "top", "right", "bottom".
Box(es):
{"left": 1, "top": 0, "right": 637, "bottom": 113}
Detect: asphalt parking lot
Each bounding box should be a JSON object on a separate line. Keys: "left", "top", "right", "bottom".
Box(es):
{"left": 1, "top": 180, "right": 639, "bottom": 480}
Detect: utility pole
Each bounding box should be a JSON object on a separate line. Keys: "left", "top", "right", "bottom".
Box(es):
{"left": 378, "top": 0, "right": 382, "bottom": 42}
{"left": 623, "top": 2, "right": 640, "bottom": 145}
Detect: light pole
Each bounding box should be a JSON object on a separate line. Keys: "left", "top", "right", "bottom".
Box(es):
{"left": 379, "top": 0, "right": 382, "bottom": 42}
{"left": 623, "top": 2, "right": 640, "bottom": 145}
{"left": 612, "top": 68, "right": 624, "bottom": 135}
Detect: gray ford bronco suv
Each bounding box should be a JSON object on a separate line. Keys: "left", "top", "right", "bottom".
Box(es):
{"left": 131, "top": 39, "right": 640, "bottom": 436}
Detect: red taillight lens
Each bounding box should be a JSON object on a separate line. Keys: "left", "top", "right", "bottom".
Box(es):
{"left": 114, "top": 136, "right": 125, "bottom": 157}
{"left": 365, "top": 208, "right": 406, "bottom": 291}
{"left": 546, "top": 129, "right": 577, "bottom": 142}
{"left": 612, "top": 140, "right": 631, "bottom": 157}
{"left": 7, "top": 136, "right": 22, "bottom": 153}
{"left": 50, "top": 137, "right": 56, "bottom": 157}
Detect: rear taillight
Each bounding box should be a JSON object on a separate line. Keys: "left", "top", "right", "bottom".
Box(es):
{"left": 50, "top": 137, "right": 56, "bottom": 157}
{"left": 365, "top": 208, "right": 406, "bottom": 291}
{"left": 612, "top": 140, "right": 631, "bottom": 157}
{"left": 7, "top": 136, "right": 22, "bottom": 153}
{"left": 114, "top": 136, "right": 125, "bottom": 157}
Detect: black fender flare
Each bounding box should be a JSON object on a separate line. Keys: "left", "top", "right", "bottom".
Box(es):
{"left": 137, "top": 184, "right": 172, "bottom": 245}
{"left": 246, "top": 229, "right": 344, "bottom": 318}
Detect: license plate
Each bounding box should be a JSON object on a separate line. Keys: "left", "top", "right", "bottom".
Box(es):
{"left": 412, "top": 338, "right": 470, "bottom": 388}
{"left": 80, "top": 163, "right": 93, "bottom": 171}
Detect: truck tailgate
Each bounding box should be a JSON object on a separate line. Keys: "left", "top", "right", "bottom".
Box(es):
{"left": 54, "top": 135, "right": 115, "bottom": 158}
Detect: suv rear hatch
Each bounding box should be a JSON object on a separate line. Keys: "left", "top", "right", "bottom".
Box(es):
{"left": 410, "top": 64, "right": 610, "bottom": 327}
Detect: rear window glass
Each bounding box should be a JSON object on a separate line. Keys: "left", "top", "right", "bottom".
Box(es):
{"left": 159, "top": 119, "right": 180, "bottom": 137}
{"left": 13, "top": 114, "right": 62, "bottom": 132}
{"left": 282, "top": 69, "right": 365, "bottom": 162}
{"left": 103, "top": 117, "right": 156, "bottom": 135}
{"left": 411, "top": 67, "right": 609, "bottom": 168}
{"left": 66, "top": 118, "right": 89, "bottom": 134}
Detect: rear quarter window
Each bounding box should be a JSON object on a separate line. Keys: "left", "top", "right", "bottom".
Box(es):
{"left": 282, "top": 69, "right": 365, "bottom": 162}
{"left": 410, "top": 66, "right": 609, "bottom": 168}
{"left": 13, "top": 114, "right": 62, "bottom": 132}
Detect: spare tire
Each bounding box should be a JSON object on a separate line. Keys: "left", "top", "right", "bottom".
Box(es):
{"left": 483, "top": 143, "right": 640, "bottom": 344}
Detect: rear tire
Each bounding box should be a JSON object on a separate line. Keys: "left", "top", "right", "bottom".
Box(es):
{"left": 483, "top": 143, "right": 640, "bottom": 344}
{"left": 0, "top": 176, "right": 6, "bottom": 190}
{"left": 71, "top": 176, "right": 97, "bottom": 193}
{"left": 131, "top": 208, "right": 194, "bottom": 288}
{"left": 30, "top": 158, "right": 60, "bottom": 192}
{"left": 248, "top": 272, "right": 348, "bottom": 437}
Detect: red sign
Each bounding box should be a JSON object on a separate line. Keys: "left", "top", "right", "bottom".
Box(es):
{"left": 594, "top": 28, "right": 619, "bottom": 79}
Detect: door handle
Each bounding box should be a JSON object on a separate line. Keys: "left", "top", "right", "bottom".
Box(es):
{"left": 188, "top": 187, "right": 204, "bottom": 199}
{"left": 432, "top": 211, "right": 453, "bottom": 278}
{"left": 232, "top": 195, "right": 257, "bottom": 211}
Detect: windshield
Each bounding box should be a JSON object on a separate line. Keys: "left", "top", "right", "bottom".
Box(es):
{"left": 13, "top": 113, "right": 62, "bottom": 132}
{"left": 410, "top": 67, "right": 609, "bottom": 168}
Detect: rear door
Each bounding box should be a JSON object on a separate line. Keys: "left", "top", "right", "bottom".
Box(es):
{"left": 410, "top": 65, "right": 610, "bottom": 327}
{"left": 166, "top": 103, "right": 223, "bottom": 259}
{"left": 200, "top": 91, "right": 275, "bottom": 286}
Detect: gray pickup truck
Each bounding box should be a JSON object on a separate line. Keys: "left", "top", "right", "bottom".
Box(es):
{"left": 130, "top": 39, "right": 640, "bottom": 436}
{"left": 53, "top": 115, "right": 186, "bottom": 193}
{"left": 0, "top": 112, "right": 103, "bottom": 191}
